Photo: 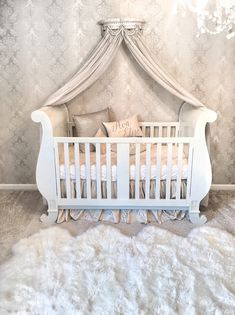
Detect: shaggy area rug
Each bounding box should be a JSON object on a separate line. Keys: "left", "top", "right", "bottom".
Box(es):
{"left": 0, "top": 225, "right": 235, "bottom": 315}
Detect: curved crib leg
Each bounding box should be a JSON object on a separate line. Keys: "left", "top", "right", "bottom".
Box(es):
{"left": 40, "top": 211, "right": 58, "bottom": 224}
{"left": 40, "top": 199, "right": 58, "bottom": 224}
{"left": 189, "top": 201, "right": 207, "bottom": 225}
{"left": 189, "top": 212, "right": 207, "bottom": 225}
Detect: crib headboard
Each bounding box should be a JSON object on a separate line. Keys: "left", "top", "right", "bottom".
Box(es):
{"left": 67, "top": 121, "right": 180, "bottom": 138}
{"left": 139, "top": 122, "right": 179, "bottom": 137}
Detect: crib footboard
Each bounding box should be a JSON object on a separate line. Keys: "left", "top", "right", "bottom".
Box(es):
{"left": 52, "top": 136, "right": 206, "bottom": 224}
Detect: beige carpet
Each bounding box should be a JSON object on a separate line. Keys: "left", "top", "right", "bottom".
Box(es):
{"left": 0, "top": 190, "right": 235, "bottom": 264}
{"left": 0, "top": 224, "right": 235, "bottom": 314}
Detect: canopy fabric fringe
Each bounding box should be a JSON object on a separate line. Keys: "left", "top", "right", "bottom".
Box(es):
{"left": 44, "top": 19, "right": 205, "bottom": 108}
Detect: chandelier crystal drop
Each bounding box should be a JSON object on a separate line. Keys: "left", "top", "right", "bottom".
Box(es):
{"left": 178, "top": 0, "right": 235, "bottom": 39}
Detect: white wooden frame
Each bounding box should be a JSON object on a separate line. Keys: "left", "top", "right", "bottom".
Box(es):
{"left": 31, "top": 104, "right": 217, "bottom": 224}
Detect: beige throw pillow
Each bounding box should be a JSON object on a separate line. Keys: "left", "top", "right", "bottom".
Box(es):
{"left": 103, "top": 115, "right": 143, "bottom": 138}
{"left": 73, "top": 108, "right": 110, "bottom": 152}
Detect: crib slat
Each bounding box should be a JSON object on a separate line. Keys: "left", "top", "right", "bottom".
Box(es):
{"left": 135, "top": 143, "right": 140, "bottom": 199}
{"left": 158, "top": 126, "right": 162, "bottom": 137}
{"left": 142, "top": 126, "right": 146, "bottom": 137}
{"left": 145, "top": 143, "right": 151, "bottom": 199}
{"left": 175, "top": 124, "right": 179, "bottom": 137}
{"left": 186, "top": 142, "right": 194, "bottom": 200}
{"left": 64, "top": 142, "right": 71, "bottom": 199}
{"left": 176, "top": 143, "right": 183, "bottom": 200}
{"left": 85, "top": 143, "right": 91, "bottom": 200}
{"left": 150, "top": 126, "right": 154, "bottom": 137}
{"left": 54, "top": 142, "right": 61, "bottom": 198}
{"left": 166, "top": 143, "right": 173, "bottom": 200}
{"left": 106, "top": 143, "right": 111, "bottom": 199}
{"left": 117, "top": 144, "right": 129, "bottom": 199}
{"left": 74, "top": 143, "right": 81, "bottom": 199}
{"left": 155, "top": 143, "right": 162, "bottom": 199}
{"left": 95, "top": 143, "right": 101, "bottom": 199}
{"left": 176, "top": 143, "right": 183, "bottom": 199}
{"left": 167, "top": 126, "right": 171, "bottom": 137}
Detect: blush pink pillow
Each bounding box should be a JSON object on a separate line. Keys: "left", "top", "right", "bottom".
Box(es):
{"left": 103, "top": 115, "right": 143, "bottom": 137}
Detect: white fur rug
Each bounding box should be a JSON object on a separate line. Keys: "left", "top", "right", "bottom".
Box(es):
{"left": 0, "top": 225, "right": 235, "bottom": 315}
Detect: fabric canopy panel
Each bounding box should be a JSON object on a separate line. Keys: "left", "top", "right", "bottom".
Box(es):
{"left": 44, "top": 18, "right": 205, "bottom": 108}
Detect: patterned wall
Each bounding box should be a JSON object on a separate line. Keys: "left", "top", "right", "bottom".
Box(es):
{"left": 0, "top": 0, "right": 234, "bottom": 184}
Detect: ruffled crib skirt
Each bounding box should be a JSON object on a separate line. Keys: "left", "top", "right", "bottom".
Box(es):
{"left": 57, "top": 179, "right": 187, "bottom": 224}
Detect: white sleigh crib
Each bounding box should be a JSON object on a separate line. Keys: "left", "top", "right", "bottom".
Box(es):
{"left": 31, "top": 103, "right": 217, "bottom": 224}
{"left": 31, "top": 18, "right": 217, "bottom": 224}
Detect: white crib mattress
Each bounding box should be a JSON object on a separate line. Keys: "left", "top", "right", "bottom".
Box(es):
{"left": 59, "top": 144, "right": 189, "bottom": 181}
{"left": 60, "top": 163, "right": 188, "bottom": 181}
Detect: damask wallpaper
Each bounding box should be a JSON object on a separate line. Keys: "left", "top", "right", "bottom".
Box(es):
{"left": 0, "top": 0, "right": 234, "bottom": 184}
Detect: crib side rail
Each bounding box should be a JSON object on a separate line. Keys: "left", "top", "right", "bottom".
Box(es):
{"left": 54, "top": 136, "right": 186, "bottom": 144}
{"left": 68, "top": 121, "right": 180, "bottom": 138}
{"left": 53, "top": 136, "right": 194, "bottom": 208}
{"left": 139, "top": 122, "right": 180, "bottom": 137}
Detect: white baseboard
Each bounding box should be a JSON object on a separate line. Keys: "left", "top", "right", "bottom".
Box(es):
{"left": 210, "top": 184, "right": 235, "bottom": 191}
{"left": 0, "top": 184, "right": 37, "bottom": 190}
{"left": 0, "top": 184, "right": 234, "bottom": 191}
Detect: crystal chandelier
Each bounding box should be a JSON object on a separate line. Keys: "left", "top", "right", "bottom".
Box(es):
{"left": 178, "top": 0, "right": 235, "bottom": 39}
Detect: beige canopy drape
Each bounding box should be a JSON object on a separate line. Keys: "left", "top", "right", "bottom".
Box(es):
{"left": 44, "top": 19, "right": 205, "bottom": 108}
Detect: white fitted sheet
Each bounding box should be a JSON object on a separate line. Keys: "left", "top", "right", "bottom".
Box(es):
{"left": 59, "top": 144, "right": 189, "bottom": 181}
{"left": 60, "top": 163, "right": 188, "bottom": 181}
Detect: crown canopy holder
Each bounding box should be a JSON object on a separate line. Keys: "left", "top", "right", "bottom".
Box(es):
{"left": 98, "top": 18, "right": 145, "bottom": 36}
